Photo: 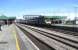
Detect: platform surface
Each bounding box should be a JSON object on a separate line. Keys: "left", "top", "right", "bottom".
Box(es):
{"left": 0, "top": 25, "right": 18, "bottom": 50}
{"left": 51, "top": 24, "right": 78, "bottom": 28}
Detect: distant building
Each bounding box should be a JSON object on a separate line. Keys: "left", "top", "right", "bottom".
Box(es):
{"left": 75, "top": 17, "right": 78, "bottom": 24}
{"left": 44, "top": 16, "right": 67, "bottom": 24}
{"left": 0, "top": 15, "right": 16, "bottom": 25}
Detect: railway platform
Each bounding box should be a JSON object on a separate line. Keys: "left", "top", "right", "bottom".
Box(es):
{"left": 0, "top": 24, "right": 39, "bottom": 50}
{"left": 51, "top": 24, "right": 78, "bottom": 32}
{"left": 0, "top": 25, "right": 17, "bottom": 50}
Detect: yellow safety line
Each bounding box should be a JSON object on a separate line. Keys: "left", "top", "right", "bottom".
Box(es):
{"left": 12, "top": 26, "right": 20, "bottom": 50}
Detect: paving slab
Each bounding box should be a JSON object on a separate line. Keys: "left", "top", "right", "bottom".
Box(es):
{"left": 0, "top": 25, "right": 17, "bottom": 50}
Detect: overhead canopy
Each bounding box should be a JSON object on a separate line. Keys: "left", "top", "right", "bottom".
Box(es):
{"left": 0, "top": 15, "right": 16, "bottom": 20}
{"left": 44, "top": 16, "right": 67, "bottom": 19}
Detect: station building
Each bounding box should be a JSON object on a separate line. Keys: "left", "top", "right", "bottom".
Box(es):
{"left": 0, "top": 15, "right": 16, "bottom": 25}
{"left": 44, "top": 16, "right": 67, "bottom": 24}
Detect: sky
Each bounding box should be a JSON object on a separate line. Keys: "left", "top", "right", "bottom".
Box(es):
{"left": 0, "top": 0, "right": 78, "bottom": 19}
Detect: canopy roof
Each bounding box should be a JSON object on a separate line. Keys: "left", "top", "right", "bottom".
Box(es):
{"left": 0, "top": 15, "right": 16, "bottom": 20}
{"left": 44, "top": 16, "right": 67, "bottom": 19}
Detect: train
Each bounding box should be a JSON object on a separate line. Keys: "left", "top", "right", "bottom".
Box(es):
{"left": 16, "top": 15, "right": 66, "bottom": 26}
{"left": 16, "top": 15, "right": 46, "bottom": 26}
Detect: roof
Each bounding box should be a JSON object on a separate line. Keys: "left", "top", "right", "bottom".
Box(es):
{"left": 7, "top": 17, "right": 16, "bottom": 19}
{"left": 0, "top": 15, "right": 16, "bottom": 20}
{"left": 23, "top": 15, "right": 42, "bottom": 18}
{"left": 24, "top": 15, "right": 42, "bottom": 16}
{"left": 44, "top": 16, "right": 67, "bottom": 19}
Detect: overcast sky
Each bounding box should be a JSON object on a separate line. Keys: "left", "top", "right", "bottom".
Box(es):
{"left": 0, "top": 0, "right": 78, "bottom": 19}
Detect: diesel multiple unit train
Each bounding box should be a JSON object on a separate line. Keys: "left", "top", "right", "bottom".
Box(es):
{"left": 16, "top": 15, "right": 46, "bottom": 25}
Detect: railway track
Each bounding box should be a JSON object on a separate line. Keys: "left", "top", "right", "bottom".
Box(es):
{"left": 16, "top": 24, "right": 78, "bottom": 50}
{"left": 17, "top": 24, "right": 54, "bottom": 50}
{"left": 43, "top": 28, "right": 78, "bottom": 36}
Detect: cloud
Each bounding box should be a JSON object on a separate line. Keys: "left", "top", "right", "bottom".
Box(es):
{"left": 0, "top": 8, "right": 77, "bottom": 20}
{"left": 15, "top": 8, "right": 78, "bottom": 20}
